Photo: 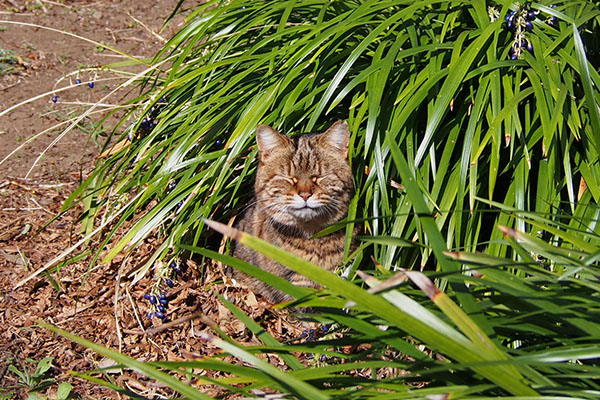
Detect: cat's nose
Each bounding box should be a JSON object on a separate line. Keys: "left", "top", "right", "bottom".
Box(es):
{"left": 299, "top": 191, "right": 312, "bottom": 201}
{"left": 297, "top": 181, "right": 313, "bottom": 201}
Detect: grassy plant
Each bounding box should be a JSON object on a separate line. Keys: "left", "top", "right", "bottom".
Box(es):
{"left": 5, "top": 357, "right": 72, "bottom": 400}
{"left": 36, "top": 0, "right": 600, "bottom": 397}
{"left": 0, "top": 47, "right": 27, "bottom": 76}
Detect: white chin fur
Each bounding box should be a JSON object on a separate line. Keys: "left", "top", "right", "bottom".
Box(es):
{"left": 291, "top": 207, "right": 319, "bottom": 220}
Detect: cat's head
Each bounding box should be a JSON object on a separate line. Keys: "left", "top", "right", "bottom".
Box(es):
{"left": 253, "top": 121, "right": 353, "bottom": 228}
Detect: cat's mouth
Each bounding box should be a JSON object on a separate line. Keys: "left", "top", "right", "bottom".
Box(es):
{"left": 289, "top": 204, "right": 322, "bottom": 220}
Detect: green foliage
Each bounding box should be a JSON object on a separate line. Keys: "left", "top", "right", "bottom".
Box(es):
{"left": 5, "top": 357, "right": 72, "bottom": 399}
{"left": 0, "top": 47, "right": 27, "bottom": 76}
{"left": 53, "top": 0, "right": 600, "bottom": 398}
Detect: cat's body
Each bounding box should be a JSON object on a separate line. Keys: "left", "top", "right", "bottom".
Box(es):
{"left": 232, "top": 121, "right": 354, "bottom": 303}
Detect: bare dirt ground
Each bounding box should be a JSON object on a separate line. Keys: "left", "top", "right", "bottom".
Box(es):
{"left": 0, "top": 1, "right": 309, "bottom": 399}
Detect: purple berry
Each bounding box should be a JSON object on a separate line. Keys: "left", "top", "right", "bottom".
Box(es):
{"left": 75, "top": 78, "right": 81, "bottom": 84}
{"left": 527, "top": 11, "right": 536, "bottom": 20}
{"left": 322, "top": 323, "right": 331, "bottom": 332}
{"left": 159, "top": 299, "right": 168, "bottom": 306}
{"left": 526, "top": 42, "right": 533, "bottom": 53}
{"left": 215, "top": 139, "right": 223, "bottom": 146}
{"left": 157, "top": 305, "right": 166, "bottom": 313}
{"left": 155, "top": 311, "right": 165, "bottom": 319}
{"left": 143, "top": 293, "right": 151, "bottom": 300}
{"left": 88, "top": 81, "right": 94, "bottom": 88}
{"left": 149, "top": 295, "right": 157, "bottom": 304}
{"left": 525, "top": 21, "right": 533, "bottom": 31}
{"left": 159, "top": 293, "right": 167, "bottom": 300}
{"left": 165, "top": 279, "right": 174, "bottom": 287}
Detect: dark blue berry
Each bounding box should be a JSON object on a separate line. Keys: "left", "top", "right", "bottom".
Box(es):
{"left": 75, "top": 78, "right": 81, "bottom": 84}
{"left": 215, "top": 139, "right": 222, "bottom": 146}
{"left": 511, "top": 53, "right": 519, "bottom": 60}
{"left": 157, "top": 305, "right": 166, "bottom": 313}
{"left": 165, "top": 279, "right": 174, "bottom": 287}
{"left": 155, "top": 311, "right": 165, "bottom": 319}
{"left": 322, "top": 323, "right": 331, "bottom": 332}
{"left": 144, "top": 293, "right": 151, "bottom": 300}
{"left": 505, "top": 11, "right": 514, "bottom": 22}
{"left": 149, "top": 295, "right": 157, "bottom": 304}
{"left": 525, "top": 21, "right": 533, "bottom": 31}
{"left": 88, "top": 81, "right": 94, "bottom": 88}
{"left": 527, "top": 11, "right": 536, "bottom": 20}
{"left": 176, "top": 201, "right": 183, "bottom": 209}
{"left": 506, "top": 20, "right": 514, "bottom": 30}
{"left": 320, "top": 355, "right": 327, "bottom": 361}
{"left": 52, "top": 94, "right": 59, "bottom": 103}
{"left": 526, "top": 42, "right": 533, "bottom": 53}
{"left": 147, "top": 312, "right": 155, "bottom": 318}
{"left": 548, "top": 16, "right": 557, "bottom": 26}
{"left": 169, "top": 261, "right": 177, "bottom": 269}
{"left": 159, "top": 299, "right": 168, "bottom": 306}
{"left": 167, "top": 181, "right": 176, "bottom": 191}
{"left": 159, "top": 293, "right": 167, "bottom": 300}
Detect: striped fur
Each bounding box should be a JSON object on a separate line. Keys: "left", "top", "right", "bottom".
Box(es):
{"left": 232, "top": 121, "right": 354, "bottom": 303}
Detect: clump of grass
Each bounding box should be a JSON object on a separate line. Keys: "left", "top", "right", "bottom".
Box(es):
{"left": 0, "top": 47, "right": 27, "bottom": 76}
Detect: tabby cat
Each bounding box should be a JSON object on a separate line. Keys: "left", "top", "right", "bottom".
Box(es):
{"left": 232, "top": 121, "right": 354, "bottom": 303}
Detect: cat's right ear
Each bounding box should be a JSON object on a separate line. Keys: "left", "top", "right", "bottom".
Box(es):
{"left": 256, "top": 125, "right": 291, "bottom": 162}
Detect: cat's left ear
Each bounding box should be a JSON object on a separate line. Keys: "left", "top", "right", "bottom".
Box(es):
{"left": 320, "top": 120, "right": 350, "bottom": 157}
{"left": 256, "top": 124, "right": 291, "bottom": 162}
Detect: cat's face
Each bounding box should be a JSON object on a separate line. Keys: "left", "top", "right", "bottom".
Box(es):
{"left": 254, "top": 121, "right": 353, "bottom": 227}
